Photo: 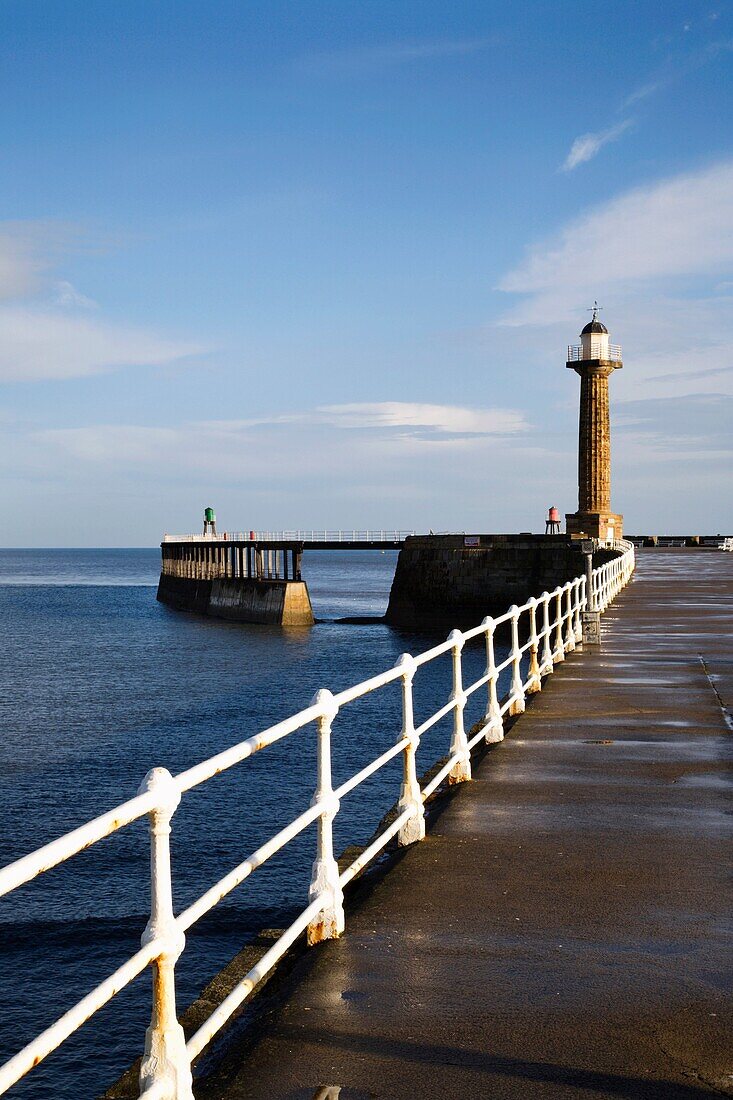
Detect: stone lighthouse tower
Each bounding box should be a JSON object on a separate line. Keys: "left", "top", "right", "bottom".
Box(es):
{"left": 565, "top": 305, "right": 623, "bottom": 541}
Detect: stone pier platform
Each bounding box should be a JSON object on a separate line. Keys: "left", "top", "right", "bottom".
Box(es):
{"left": 194, "top": 549, "right": 732, "bottom": 1100}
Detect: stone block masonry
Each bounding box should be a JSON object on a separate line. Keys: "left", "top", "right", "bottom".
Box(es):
{"left": 385, "top": 534, "right": 613, "bottom": 630}
{"left": 157, "top": 537, "right": 314, "bottom": 626}
{"left": 156, "top": 574, "right": 314, "bottom": 626}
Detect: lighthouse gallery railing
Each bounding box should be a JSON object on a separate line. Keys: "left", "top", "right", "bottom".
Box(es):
{"left": 0, "top": 541, "right": 635, "bottom": 1099}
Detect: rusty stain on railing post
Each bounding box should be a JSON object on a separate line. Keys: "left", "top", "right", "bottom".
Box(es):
{"left": 307, "top": 690, "right": 345, "bottom": 945}
{"left": 138, "top": 768, "right": 193, "bottom": 1100}
{"left": 395, "top": 654, "right": 425, "bottom": 845}
{"left": 448, "top": 630, "right": 471, "bottom": 783}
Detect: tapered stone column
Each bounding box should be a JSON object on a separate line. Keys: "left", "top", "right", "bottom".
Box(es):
{"left": 565, "top": 310, "right": 623, "bottom": 541}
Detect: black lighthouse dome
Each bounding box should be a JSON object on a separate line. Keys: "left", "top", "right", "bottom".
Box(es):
{"left": 581, "top": 318, "right": 608, "bottom": 335}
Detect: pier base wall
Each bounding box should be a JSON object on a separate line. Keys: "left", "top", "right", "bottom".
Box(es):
{"left": 156, "top": 574, "right": 314, "bottom": 626}
{"left": 385, "top": 535, "right": 607, "bottom": 630}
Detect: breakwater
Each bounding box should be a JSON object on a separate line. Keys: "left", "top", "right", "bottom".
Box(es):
{"left": 385, "top": 533, "right": 617, "bottom": 629}
{"left": 157, "top": 538, "right": 314, "bottom": 625}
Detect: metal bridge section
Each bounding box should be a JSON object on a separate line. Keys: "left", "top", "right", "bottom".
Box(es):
{"left": 0, "top": 543, "right": 635, "bottom": 1099}
{"left": 163, "top": 529, "right": 416, "bottom": 546}
{"left": 160, "top": 533, "right": 416, "bottom": 582}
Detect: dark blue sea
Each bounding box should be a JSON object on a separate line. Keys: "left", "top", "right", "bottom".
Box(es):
{"left": 0, "top": 550, "right": 505, "bottom": 1099}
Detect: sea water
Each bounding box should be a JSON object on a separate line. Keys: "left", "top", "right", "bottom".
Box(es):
{"left": 0, "top": 549, "right": 501, "bottom": 1099}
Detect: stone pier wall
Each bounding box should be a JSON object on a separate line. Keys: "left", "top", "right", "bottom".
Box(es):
{"left": 385, "top": 534, "right": 611, "bottom": 630}
{"left": 157, "top": 574, "right": 314, "bottom": 626}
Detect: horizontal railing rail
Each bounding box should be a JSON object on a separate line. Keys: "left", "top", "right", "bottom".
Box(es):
{"left": 162, "top": 531, "right": 417, "bottom": 543}
{"left": 0, "top": 543, "right": 635, "bottom": 1099}
{"left": 567, "top": 343, "right": 622, "bottom": 362}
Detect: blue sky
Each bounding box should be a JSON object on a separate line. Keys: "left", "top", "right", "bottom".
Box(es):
{"left": 1, "top": 0, "right": 732, "bottom": 544}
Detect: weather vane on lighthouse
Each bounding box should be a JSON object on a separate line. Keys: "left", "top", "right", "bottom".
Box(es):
{"left": 565, "top": 304, "right": 624, "bottom": 543}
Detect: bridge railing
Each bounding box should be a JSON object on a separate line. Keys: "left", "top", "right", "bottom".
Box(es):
{"left": 162, "top": 531, "right": 416, "bottom": 543}
{"left": 0, "top": 544, "right": 635, "bottom": 1099}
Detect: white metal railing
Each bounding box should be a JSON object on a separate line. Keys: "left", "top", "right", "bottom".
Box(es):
{"left": 162, "top": 531, "right": 416, "bottom": 543}
{"left": 567, "top": 343, "right": 622, "bottom": 362}
{"left": 0, "top": 544, "right": 635, "bottom": 1099}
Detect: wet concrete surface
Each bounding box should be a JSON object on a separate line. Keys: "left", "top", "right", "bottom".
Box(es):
{"left": 199, "top": 551, "right": 732, "bottom": 1099}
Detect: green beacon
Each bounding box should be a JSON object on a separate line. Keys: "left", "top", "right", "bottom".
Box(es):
{"left": 203, "top": 507, "right": 217, "bottom": 537}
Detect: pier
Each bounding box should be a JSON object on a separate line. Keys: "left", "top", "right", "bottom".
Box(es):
{"left": 195, "top": 547, "right": 733, "bottom": 1099}
{"left": 157, "top": 531, "right": 415, "bottom": 626}
{"left": 1, "top": 544, "right": 732, "bottom": 1098}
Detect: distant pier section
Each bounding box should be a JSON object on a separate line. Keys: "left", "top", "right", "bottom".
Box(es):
{"left": 158, "top": 535, "right": 314, "bottom": 626}
{"left": 157, "top": 521, "right": 415, "bottom": 626}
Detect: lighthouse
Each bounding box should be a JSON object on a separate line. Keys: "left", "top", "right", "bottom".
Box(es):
{"left": 565, "top": 304, "right": 624, "bottom": 542}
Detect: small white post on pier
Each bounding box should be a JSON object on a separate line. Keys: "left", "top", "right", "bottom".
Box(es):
{"left": 138, "top": 768, "right": 193, "bottom": 1100}
{"left": 395, "top": 654, "right": 426, "bottom": 845}
{"left": 448, "top": 630, "right": 471, "bottom": 783}
{"left": 307, "top": 689, "right": 345, "bottom": 945}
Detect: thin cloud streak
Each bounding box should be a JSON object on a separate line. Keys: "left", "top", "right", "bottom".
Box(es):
{"left": 296, "top": 36, "right": 492, "bottom": 75}
{"left": 198, "top": 402, "right": 528, "bottom": 439}
{"left": 0, "top": 221, "right": 207, "bottom": 381}
{"left": 499, "top": 159, "right": 733, "bottom": 305}
{"left": 561, "top": 119, "right": 634, "bottom": 172}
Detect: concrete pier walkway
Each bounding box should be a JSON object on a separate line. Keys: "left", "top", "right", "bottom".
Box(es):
{"left": 199, "top": 550, "right": 732, "bottom": 1100}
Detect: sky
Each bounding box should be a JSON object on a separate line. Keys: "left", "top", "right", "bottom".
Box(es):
{"left": 1, "top": 0, "right": 732, "bottom": 545}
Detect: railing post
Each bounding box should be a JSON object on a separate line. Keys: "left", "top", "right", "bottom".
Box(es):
{"left": 509, "top": 606, "right": 526, "bottom": 714}
{"left": 564, "top": 584, "right": 576, "bottom": 652}
{"left": 447, "top": 630, "right": 471, "bottom": 783}
{"left": 394, "top": 654, "right": 425, "bottom": 845}
{"left": 573, "top": 578, "right": 583, "bottom": 643}
{"left": 553, "top": 589, "right": 565, "bottom": 662}
{"left": 526, "top": 598, "right": 542, "bottom": 694}
{"left": 138, "top": 768, "right": 193, "bottom": 1100}
{"left": 307, "top": 689, "right": 345, "bottom": 945}
{"left": 540, "top": 592, "right": 553, "bottom": 673}
{"left": 482, "top": 616, "right": 503, "bottom": 742}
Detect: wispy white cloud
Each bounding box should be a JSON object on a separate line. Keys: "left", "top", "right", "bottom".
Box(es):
{"left": 12, "top": 399, "right": 542, "bottom": 538}
{"left": 0, "top": 223, "right": 56, "bottom": 299}
{"left": 0, "top": 222, "right": 205, "bottom": 381}
{"left": 561, "top": 119, "right": 634, "bottom": 172}
{"left": 316, "top": 402, "right": 526, "bottom": 437}
{"left": 297, "top": 37, "right": 492, "bottom": 75}
{"left": 54, "top": 280, "right": 97, "bottom": 310}
{"left": 499, "top": 159, "right": 733, "bottom": 311}
{"left": 622, "top": 80, "right": 665, "bottom": 108}
{"left": 195, "top": 402, "right": 528, "bottom": 440}
{"left": 0, "top": 307, "right": 202, "bottom": 382}
{"left": 496, "top": 158, "right": 733, "bottom": 403}
{"left": 31, "top": 401, "right": 529, "bottom": 472}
